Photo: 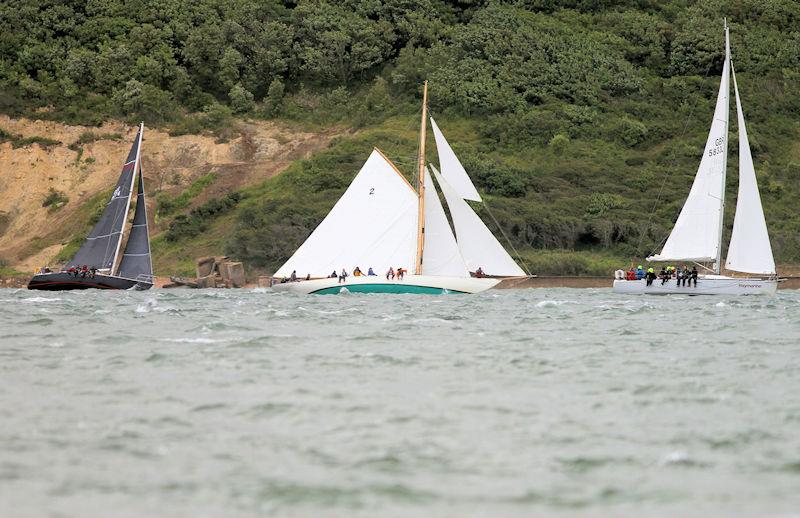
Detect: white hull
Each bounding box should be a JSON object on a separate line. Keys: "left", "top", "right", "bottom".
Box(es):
{"left": 271, "top": 274, "right": 500, "bottom": 295}
{"left": 613, "top": 276, "right": 777, "bottom": 296}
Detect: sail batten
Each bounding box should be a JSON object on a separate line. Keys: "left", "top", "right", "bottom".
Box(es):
{"left": 724, "top": 66, "right": 775, "bottom": 275}
{"left": 66, "top": 126, "right": 142, "bottom": 271}
{"left": 432, "top": 166, "right": 524, "bottom": 276}
{"left": 422, "top": 168, "right": 469, "bottom": 277}
{"left": 648, "top": 38, "right": 730, "bottom": 264}
{"left": 430, "top": 117, "right": 482, "bottom": 202}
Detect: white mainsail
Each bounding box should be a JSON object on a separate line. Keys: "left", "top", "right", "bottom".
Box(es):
{"left": 274, "top": 149, "right": 418, "bottom": 278}
{"left": 649, "top": 30, "right": 730, "bottom": 264}
{"left": 422, "top": 167, "right": 469, "bottom": 277}
{"left": 724, "top": 66, "right": 775, "bottom": 275}
{"left": 432, "top": 165, "right": 525, "bottom": 276}
{"left": 430, "top": 117, "right": 482, "bottom": 202}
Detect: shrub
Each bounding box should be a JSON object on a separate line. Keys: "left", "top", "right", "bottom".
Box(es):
{"left": 165, "top": 192, "right": 241, "bottom": 241}
{"left": 229, "top": 84, "right": 255, "bottom": 114}
{"left": 42, "top": 188, "right": 69, "bottom": 211}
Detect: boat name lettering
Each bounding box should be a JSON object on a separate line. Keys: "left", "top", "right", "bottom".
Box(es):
{"left": 738, "top": 283, "right": 761, "bottom": 288}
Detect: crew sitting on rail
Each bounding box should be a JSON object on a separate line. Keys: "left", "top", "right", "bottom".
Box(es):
{"left": 396, "top": 267, "right": 405, "bottom": 280}
{"left": 290, "top": 270, "right": 297, "bottom": 282}
{"left": 690, "top": 266, "right": 698, "bottom": 287}
{"left": 330, "top": 270, "right": 338, "bottom": 278}
{"left": 386, "top": 267, "right": 395, "bottom": 280}
{"left": 626, "top": 268, "right": 636, "bottom": 280}
{"left": 367, "top": 267, "right": 376, "bottom": 276}
{"left": 475, "top": 267, "right": 485, "bottom": 278}
{"left": 338, "top": 269, "right": 348, "bottom": 283}
{"left": 353, "top": 267, "right": 363, "bottom": 277}
{"left": 646, "top": 267, "right": 656, "bottom": 286}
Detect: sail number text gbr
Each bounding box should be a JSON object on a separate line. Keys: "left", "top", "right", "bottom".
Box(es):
{"left": 708, "top": 136, "right": 725, "bottom": 157}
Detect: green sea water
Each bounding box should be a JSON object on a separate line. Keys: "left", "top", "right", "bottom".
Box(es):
{"left": 1, "top": 288, "right": 799, "bottom": 517}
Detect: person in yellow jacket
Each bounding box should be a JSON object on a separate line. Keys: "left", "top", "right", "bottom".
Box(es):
{"left": 646, "top": 267, "right": 656, "bottom": 287}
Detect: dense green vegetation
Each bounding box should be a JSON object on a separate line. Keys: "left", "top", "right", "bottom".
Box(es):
{"left": 2, "top": 0, "right": 799, "bottom": 273}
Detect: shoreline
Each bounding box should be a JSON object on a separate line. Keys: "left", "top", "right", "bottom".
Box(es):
{"left": 5, "top": 275, "right": 800, "bottom": 290}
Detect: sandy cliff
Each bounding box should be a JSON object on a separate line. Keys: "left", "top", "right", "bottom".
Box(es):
{"left": 0, "top": 116, "right": 338, "bottom": 272}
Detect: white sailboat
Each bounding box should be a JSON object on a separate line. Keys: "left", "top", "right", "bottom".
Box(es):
{"left": 272, "top": 82, "right": 525, "bottom": 295}
{"left": 613, "top": 21, "right": 777, "bottom": 296}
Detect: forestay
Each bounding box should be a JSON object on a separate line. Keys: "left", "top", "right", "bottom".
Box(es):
{"left": 430, "top": 117, "right": 482, "bottom": 202}
{"left": 117, "top": 171, "right": 153, "bottom": 281}
{"left": 725, "top": 67, "right": 775, "bottom": 275}
{"left": 422, "top": 167, "right": 469, "bottom": 277}
{"left": 649, "top": 40, "right": 730, "bottom": 263}
{"left": 432, "top": 166, "right": 525, "bottom": 276}
{"left": 275, "top": 149, "right": 418, "bottom": 278}
{"left": 67, "top": 127, "right": 141, "bottom": 271}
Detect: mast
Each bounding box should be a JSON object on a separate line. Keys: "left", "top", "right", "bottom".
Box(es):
{"left": 415, "top": 81, "right": 428, "bottom": 274}
{"left": 715, "top": 20, "right": 730, "bottom": 274}
{"left": 111, "top": 122, "right": 143, "bottom": 276}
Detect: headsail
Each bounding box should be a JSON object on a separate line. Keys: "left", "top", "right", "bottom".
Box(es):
{"left": 67, "top": 126, "right": 141, "bottom": 271}
{"left": 274, "top": 149, "right": 418, "bottom": 278}
{"left": 432, "top": 165, "right": 525, "bottom": 276}
{"left": 430, "top": 117, "right": 482, "bottom": 202}
{"left": 725, "top": 66, "right": 775, "bottom": 275}
{"left": 422, "top": 167, "right": 469, "bottom": 277}
{"left": 117, "top": 169, "right": 153, "bottom": 281}
{"left": 649, "top": 30, "right": 730, "bottom": 264}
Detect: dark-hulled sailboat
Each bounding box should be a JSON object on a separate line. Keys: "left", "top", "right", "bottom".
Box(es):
{"left": 28, "top": 123, "right": 153, "bottom": 291}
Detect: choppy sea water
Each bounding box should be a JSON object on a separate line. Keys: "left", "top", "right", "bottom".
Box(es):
{"left": 1, "top": 287, "right": 799, "bottom": 518}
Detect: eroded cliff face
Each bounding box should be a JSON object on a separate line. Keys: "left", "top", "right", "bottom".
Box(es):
{"left": 0, "top": 115, "right": 339, "bottom": 272}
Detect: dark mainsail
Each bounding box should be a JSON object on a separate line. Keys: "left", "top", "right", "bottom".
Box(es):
{"left": 67, "top": 127, "right": 142, "bottom": 271}
{"left": 117, "top": 170, "right": 152, "bottom": 281}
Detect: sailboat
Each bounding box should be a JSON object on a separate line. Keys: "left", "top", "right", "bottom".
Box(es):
{"left": 28, "top": 123, "right": 154, "bottom": 291}
{"left": 613, "top": 21, "right": 777, "bottom": 296}
{"left": 272, "top": 82, "right": 525, "bottom": 295}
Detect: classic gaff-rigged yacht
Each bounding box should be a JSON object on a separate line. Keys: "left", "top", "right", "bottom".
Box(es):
{"left": 614, "top": 22, "right": 777, "bottom": 296}
{"left": 28, "top": 123, "right": 154, "bottom": 291}
{"left": 272, "top": 82, "right": 525, "bottom": 295}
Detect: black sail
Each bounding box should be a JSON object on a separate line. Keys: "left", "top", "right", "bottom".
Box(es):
{"left": 117, "top": 170, "right": 152, "bottom": 281}
{"left": 67, "top": 127, "right": 141, "bottom": 271}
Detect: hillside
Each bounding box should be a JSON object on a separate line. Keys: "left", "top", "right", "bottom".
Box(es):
{"left": 0, "top": 115, "right": 340, "bottom": 275}
{"left": 1, "top": 1, "right": 799, "bottom": 276}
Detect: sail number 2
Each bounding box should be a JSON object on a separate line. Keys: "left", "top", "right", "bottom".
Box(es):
{"left": 369, "top": 188, "right": 374, "bottom": 195}
{"left": 708, "top": 136, "right": 725, "bottom": 157}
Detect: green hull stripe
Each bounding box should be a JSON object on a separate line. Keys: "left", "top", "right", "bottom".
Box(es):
{"left": 311, "top": 283, "right": 468, "bottom": 295}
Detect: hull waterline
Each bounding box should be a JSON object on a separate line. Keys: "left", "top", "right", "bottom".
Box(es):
{"left": 613, "top": 276, "right": 777, "bottom": 296}
{"left": 27, "top": 272, "right": 153, "bottom": 291}
{"left": 271, "top": 275, "right": 500, "bottom": 295}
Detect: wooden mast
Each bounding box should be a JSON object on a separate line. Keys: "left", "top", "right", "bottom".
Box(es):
{"left": 415, "top": 81, "right": 428, "bottom": 275}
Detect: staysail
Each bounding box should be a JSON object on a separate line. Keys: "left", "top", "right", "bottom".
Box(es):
{"left": 274, "top": 149, "right": 418, "bottom": 278}
{"left": 432, "top": 166, "right": 525, "bottom": 276}
{"left": 724, "top": 66, "right": 775, "bottom": 275}
{"left": 67, "top": 126, "right": 141, "bottom": 271}
{"left": 430, "top": 117, "right": 482, "bottom": 202}
{"left": 422, "top": 167, "right": 469, "bottom": 277}
{"left": 649, "top": 29, "right": 730, "bottom": 264}
{"left": 117, "top": 169, "right": 153, "bottom": 281}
